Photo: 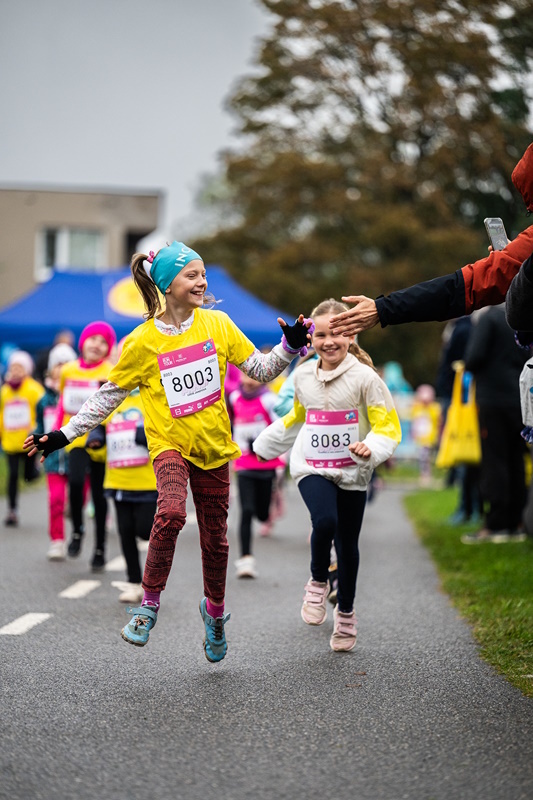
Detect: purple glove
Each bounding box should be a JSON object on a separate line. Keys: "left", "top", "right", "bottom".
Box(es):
{"left": 514, "top": 331, "right": 533, "bottom": 349}
{"left": 280, "top": 318, "right": 315, "bottom": 357}
{"left": 521, "top": 426, "right": 533, "bottom": 444}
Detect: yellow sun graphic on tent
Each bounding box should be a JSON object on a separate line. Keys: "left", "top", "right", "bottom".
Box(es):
{"left": 107, "top": 276, "right": 162, "bottom": 317}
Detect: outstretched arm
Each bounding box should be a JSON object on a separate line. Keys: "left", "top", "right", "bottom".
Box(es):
{"left": 330, "top": 271, "right": 469, "bottom": 336}
{"left": 329, "top": 227, "right": 533, "bottom": 336}
{"left": 24, "top": 381, "right": 129, "bottom": 461}
{"left": 238, "top": 315, "right": 313, "bottom": 382}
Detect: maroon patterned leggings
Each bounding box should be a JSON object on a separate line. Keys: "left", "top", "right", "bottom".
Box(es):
{"left": 142, "top": 450, "right": 230, "bottom": 605}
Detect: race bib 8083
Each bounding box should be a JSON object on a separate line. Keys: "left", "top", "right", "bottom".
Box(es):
{"left": 303, "top": 409, "right": 359, "bottom": 468}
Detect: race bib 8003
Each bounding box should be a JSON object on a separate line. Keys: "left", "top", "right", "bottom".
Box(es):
{"left": 158, "top": 339, "right": 221, "bottom": 418}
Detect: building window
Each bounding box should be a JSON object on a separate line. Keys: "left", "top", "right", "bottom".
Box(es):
{"left": 35, "top": 227, "right": 106, "bottom": 281}
{"left": 44, "top": 228, "right": 58, "bottom": 269}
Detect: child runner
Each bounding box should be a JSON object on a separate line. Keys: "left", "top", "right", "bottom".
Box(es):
{"left": 25, "top": 241, "right": 311, "bottom": 663}
{"left": 228, "top": 372, "right": 284, "bottom": 578}
{"left": 35, "top": 342, "right": 77, "bottom": 559}
{"left": 253, "top": 299, "right": 401, "bottom": 652}
{"left": 103, "top": 339, "right": 157, "bottom": 605}
{"left": 56, "top": 321, "right": 116, "bottom": 571}
{"left": 1, "top": 351, "right": 44, "bottom": 526}
{"left": 410, "top": 383, "right": 441, "bottom": 486}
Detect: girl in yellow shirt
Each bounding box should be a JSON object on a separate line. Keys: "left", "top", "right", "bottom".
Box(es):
{"left": 57, "top": 321, "right": 116, "bottom": 572}
{"left": 1, "top": 351, "right": 44, "bottom": 526}
{"left": 26, "top": 241, "right": 311, "bottom": 663}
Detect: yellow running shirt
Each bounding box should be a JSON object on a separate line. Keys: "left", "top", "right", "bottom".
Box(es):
{"left": 60, "top": 358, "right": 114, "bottom": 450}
{"left": 108, "top": 310, "right": 255, "bottom": 469}
{"left": 103, "top": 391, "right": 157, "bottom": 492}
{"left": 0, "top": 377, "right": 44, "bottom": 454}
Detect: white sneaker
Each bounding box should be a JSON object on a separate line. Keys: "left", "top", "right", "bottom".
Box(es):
{"left": 118, "top": 583, "right": 144, "bottom": 604}
{"left": 47, "top": 540, "right": 67, "bottom": 561}
{"left": 235, "top": 555, "right": 258, "bottom": 579}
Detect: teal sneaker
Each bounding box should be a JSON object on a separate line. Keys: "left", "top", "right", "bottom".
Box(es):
{"left": 199, "top": 598, "right": 231, "bottom": 663}
{"left": 121, "top": 605, "right": 157, "bottom": 647}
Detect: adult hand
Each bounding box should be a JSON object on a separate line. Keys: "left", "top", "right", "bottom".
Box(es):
{"left": 349, "top": 441, "right": 372, "bottom": 459}
{"left": 329, "top": 296, "right": 379, "bottom": 336}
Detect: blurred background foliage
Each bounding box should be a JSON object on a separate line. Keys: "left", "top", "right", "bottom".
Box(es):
{"left": 190, "top": 0, "right": 533, "bottom": 385}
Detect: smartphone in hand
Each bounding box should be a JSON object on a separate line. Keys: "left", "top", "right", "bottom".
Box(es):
{"left": 484, "top": 217, "right": 508, "bottom": 251}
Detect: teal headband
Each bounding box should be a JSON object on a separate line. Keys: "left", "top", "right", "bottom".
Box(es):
{"left": 150, "top": 241, "right": 203, "bottom": 294}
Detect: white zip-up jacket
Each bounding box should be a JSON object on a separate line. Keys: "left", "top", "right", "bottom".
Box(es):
{"left": 253, "top": 353, "right": 401, "bottom": 491}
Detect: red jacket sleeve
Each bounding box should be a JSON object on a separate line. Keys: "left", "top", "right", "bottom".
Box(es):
{"left": 461, "top": 226, "right": 533, "bottom": 313}
{"left": 375, "top": 226, "right": 533, "bottom": 327}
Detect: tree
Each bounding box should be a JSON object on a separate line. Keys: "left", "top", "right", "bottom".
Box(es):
{"left": 192, "top": 0, "right": 532, "bottom": 384}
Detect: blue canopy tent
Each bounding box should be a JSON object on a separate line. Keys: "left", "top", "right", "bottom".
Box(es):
{"left": 0, "top": 266, "right": 289, "bottom": 356}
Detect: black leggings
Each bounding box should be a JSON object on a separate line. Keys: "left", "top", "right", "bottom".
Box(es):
{"left": 68, "top": 447, "right": 107, "bottom": 550}
{"left": 6, "top": 452, "right": 39, "bottom": 510}
{"left": 237, "top": 471, "right": 275, "bottom": 556}
{"left": 113, "top": 499, "right": 156, "bottom": 584}
{"left": 298, "top": 475, "right": 366, "bottom": 613}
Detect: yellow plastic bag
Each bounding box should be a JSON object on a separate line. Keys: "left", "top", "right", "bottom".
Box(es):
{"left": 435, "top": 367, "right": 481, "bottom": 469}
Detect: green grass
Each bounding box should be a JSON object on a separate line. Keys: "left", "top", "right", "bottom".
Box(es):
{"left": 381, "top": 459, "right": 420, "bottom": 482}
{"left": 404, "top": 486, "right": 533, "bottom": 697}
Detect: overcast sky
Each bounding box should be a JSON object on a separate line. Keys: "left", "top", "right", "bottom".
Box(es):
{"left": 0, "top": 0, "right": 271, "bottom": 234}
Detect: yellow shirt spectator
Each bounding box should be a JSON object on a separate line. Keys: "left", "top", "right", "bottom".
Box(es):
{"left": 0, "top": 377, "right": 44, "bottom": 454}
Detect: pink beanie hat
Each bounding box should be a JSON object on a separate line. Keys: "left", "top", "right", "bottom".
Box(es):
{"left": 78, "top": 321, "right": 116, "bottom": 357}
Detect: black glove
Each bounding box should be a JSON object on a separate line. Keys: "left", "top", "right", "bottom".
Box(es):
{"left": 134, "top": 424, "right": 148, "bottom": 448}
{"left": 32, "top": 430, "right": 69, "bottom": 459}
{"left": 280, "top": 318, "right": 311, "bottom": 352}
{"left": 86, "top": 425, "right": 106, "bottom": 450}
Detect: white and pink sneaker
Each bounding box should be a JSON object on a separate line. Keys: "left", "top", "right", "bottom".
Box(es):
{"left": 330, "top": 605, "right": 357, "bottom": 652}
{"left": 301, "top": 579, "right": 329, "bottom": 625}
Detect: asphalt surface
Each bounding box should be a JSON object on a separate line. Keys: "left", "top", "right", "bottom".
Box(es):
{"left": 1, "top": 478, "right": 532, "bottom": 800}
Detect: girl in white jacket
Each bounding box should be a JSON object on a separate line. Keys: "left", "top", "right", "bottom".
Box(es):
{"left": 253, "top": 299, "right": 401, "bottom": 652}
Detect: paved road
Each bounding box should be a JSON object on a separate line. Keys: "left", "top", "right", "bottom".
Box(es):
{"left": 1, "top": 479, "right": 532, "bottom": 800}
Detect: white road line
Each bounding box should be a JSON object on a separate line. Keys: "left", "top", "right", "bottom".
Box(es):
{"left": 0, "top": 613, "right": 52, "bottom": 635}
{"left": 111, "top": 580, "right": 131, "bottom": 592}
{"left": 137, "top": 540, "right": 149, "bottom": 552}
{"left": 59, "top": 580, "right": 101, "bottom": 599}
{"left": 186, "top": 512, "right": 197, "bottom": 525}
{"left": 105, "top": 556, "right": 127, "bottom": 572}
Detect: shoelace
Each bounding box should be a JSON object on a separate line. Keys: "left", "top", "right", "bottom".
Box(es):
{"left": 213, "top": 618, "right": 224, "bottom": 641}
{"left": 133, "top": 614, "right": 151, "bottom": 630}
